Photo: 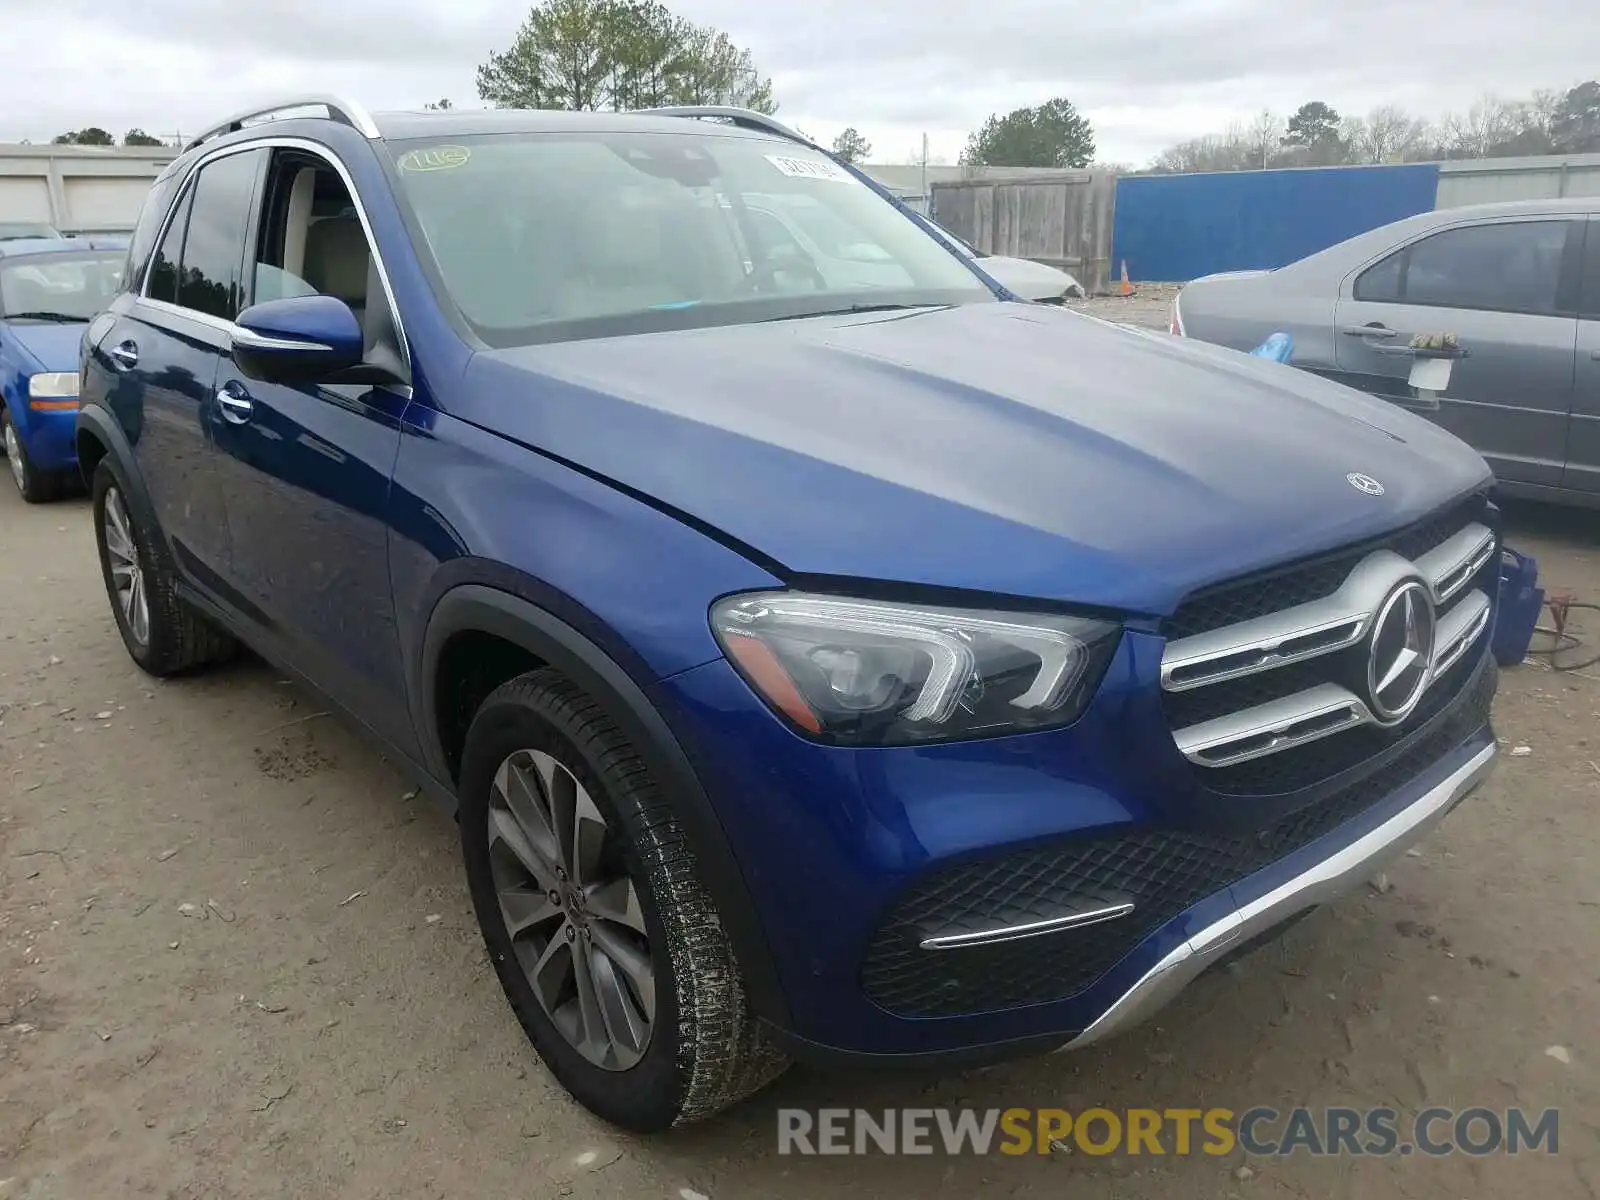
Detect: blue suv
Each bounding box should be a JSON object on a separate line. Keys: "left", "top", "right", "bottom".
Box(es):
{"left": 78, "top": 98, "right": 1502, "bottom": 1131}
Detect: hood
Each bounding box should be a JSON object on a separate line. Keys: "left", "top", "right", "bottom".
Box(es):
{"left": 1186, "top": 269, "right": 1273, "bottom": 286}
{"left": 3, "top": 321, "right": 86, "bottom": 370}
{"left": 461, "top": 302, "right": 1491, "bottom": 615}
{"left": 979, "top": 256, "right": 1082, "bottom": 300}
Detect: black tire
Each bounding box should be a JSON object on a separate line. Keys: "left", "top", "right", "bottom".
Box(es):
{"left": 2, "top": 406, "right": 63, "bottom": 504}
{"left": 90, "top": 458, "right": 236, "bottom": 676}
{"left": 459, "top": 668, "right": 788, "bottom": 1131}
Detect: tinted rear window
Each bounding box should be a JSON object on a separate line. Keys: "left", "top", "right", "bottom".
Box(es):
{"left": 146, "top": 187, "right": 194, "bottom": 306}
{"left": 1354, "top": 220, "right": 1574, "bottom": 317}
{"left": 126, "top": 172, "right": 181, "bottom": 291}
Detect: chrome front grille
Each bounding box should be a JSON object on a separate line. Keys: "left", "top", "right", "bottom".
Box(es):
{"left": 1161, "top": 506, "right": 1496, "bottom": 790}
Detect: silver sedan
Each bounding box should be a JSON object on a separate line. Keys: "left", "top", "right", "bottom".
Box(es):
{"left": 1172, "top": 197, "right": 1600, "bottom": 508}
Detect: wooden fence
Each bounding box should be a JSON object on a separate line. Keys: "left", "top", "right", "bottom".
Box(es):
{"left": 930, "top": 171, "right": 1118, "bottom": 294}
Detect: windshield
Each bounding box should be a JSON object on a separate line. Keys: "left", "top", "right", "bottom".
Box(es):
{"left": 0, "top": 251, "right": 125, "bottom": 321}
{"left": 387, "top": 130, "right": 992, "bottom": 346}
{"left": 923, "top": 219, "right": 984, "bottom": 259}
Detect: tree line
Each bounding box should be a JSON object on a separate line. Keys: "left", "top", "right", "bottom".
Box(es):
{"left": 1148, "top": 81, "right": 1600, "bottom": 174}
{"left": 50, "top": 128, "right": 166, "bottom": 146}
{"left": 941, "top": 81, "right": 1600, "bottom": 174}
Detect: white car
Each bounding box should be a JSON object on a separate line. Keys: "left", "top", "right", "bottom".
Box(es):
{"left": 920, "top": 219, "right": 1087, "bottom": 303}
{"left": 742, "top": 195, "right": 1088, "bottom": 303}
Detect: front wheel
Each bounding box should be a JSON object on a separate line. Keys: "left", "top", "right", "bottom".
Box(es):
{"left": 459, "top": 668, "right": 787, "bottom": 1131}
{"left": 2, "top": 407, "right": 62, "bottom": 504}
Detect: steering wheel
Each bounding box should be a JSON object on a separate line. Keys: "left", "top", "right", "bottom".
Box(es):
{"left": 743, "top": 253, "right": 828, "bottom": 294}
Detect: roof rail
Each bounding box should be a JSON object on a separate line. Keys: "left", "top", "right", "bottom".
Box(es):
{"left": 185, "top": 95, "right": 380, "bottom": 152}
{"left": 637, "top": 106, "right": 818, "bottom": 150}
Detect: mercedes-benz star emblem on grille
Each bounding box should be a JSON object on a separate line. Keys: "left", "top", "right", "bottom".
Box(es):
{"left": 1346, "top": 472, "right": 1386, "bottom": 496}
{"left": 1367, "top": 581, "right": 1436, "bottom": 723}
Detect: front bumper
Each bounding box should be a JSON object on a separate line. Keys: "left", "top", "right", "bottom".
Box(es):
{"left": 1066, "top": 736, "right": 1495, "bottom": 1050}
{"left": 649, "top": 634, "right": 1497, "bottom": 1063}
{"left": 12, "top": 406, "right": 79, "bottom": 473}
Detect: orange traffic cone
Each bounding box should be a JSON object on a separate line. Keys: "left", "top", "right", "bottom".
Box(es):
{"left": 1119, "top": 260, "right": 1133, "bottom": 296}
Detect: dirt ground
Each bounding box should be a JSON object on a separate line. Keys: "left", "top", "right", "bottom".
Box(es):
{"left": 2, "top": 470, "right": 1598, "bottom": 1199}
{"left": 1063, "top": 282, "right": 1182, "bottom": 330}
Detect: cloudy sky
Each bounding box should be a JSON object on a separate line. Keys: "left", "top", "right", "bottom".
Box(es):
{"left": 1, "top": 0, "right": 1595, "bottom": 164}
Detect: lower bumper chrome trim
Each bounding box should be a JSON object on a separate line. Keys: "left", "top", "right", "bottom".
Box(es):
{"left": 920, "top": 900, "right": 1135, "bottom": 951}
{"left": 1062, "top": 739, "right": 1497, "bottom": 1050}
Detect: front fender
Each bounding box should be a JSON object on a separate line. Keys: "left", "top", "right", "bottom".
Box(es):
{"left": 417, "top": 582, "right": 791, "bottom": 1028}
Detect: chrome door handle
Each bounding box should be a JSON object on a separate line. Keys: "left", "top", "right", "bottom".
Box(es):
{"left": 216, "top": 386, "right": 254, "bottom": 423}
{"left": 109, "top": 340, "right": 139, "bottom": 369}
{"left": 1341, "top": 325, "right": 1397, "bottom": 339}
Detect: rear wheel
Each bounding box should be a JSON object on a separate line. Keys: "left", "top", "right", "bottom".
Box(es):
{"left": 91, "top": 459, "right": 235, "bottom": 675}
{"left": 2, "top": 407, "right": 61, "bottom": 504}
{"left": 459, "top": 668, "right": 787, "bottom": 1130}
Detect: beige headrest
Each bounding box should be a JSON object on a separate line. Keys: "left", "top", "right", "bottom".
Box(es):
{"left": 304, "top": 216, "right": 369, "bottom": 306}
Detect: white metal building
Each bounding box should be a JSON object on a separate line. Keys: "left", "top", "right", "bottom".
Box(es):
{"left": 0, "top": 144, "right": 176, "bottom": 235}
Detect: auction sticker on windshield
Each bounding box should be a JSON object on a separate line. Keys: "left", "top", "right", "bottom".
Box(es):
{"left": 398, "top": 145, "right": 472, "bottom": 172}
{"left": 765, "top": 154, "right": 857, "bottom": 184}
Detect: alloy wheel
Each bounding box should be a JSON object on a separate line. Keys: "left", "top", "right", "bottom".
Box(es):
{"left": 4, "top": 420, "right": 24, "bottom": 495}
{"left": 102, "top": 486, "right": 150, "bottom": 646}
{"left": 488, "top": 749, "right": 655, "bottom": 1070}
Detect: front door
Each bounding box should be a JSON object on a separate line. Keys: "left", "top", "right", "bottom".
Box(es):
{"left": 208, "top": 147, "right": 416, "bottom": 754}
{"left": 1333, "top": 216, "right": 1581, "bottom": 488}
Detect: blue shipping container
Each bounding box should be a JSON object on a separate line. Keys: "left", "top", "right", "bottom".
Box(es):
{"left": 1112, "top": 163, "right": 1440, "bottom": 282}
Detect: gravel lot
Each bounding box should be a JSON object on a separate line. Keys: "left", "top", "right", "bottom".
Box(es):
{"left": 2, "top": 430, "right": 1597, "bottom": 1198}
{"left": 1062, "top": 283, "right": 1182, "bottom": 330}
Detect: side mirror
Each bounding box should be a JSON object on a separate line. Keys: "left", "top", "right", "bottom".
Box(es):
{"left": 231, "top": 295, "right": 363, "bottom": 384}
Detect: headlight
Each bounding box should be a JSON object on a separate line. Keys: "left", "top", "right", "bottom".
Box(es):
{"left": 28, "top": 372, "right": 79, "bottom": 400}
{"left": 711, "top": 591, "right": 1120, "bottom": 745}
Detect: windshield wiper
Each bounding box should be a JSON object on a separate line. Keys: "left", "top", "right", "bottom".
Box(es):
{"left": 762, "top": 302, "right": 947, "bottom": 323}
{"left": 7, "top": 310, "right": 86, "bottom": 323}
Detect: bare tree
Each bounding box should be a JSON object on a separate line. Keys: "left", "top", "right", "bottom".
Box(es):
{"left": 1528, "top": 88, "right": 1565, "bottom": 140}
{"left": 1491, "top": 91, "right": 1562, "bottom": 155}
{"left": 1149, "top": 131, "right": 1258, "bottom": 174}
{"left": 1438, "top": 95, "right": 1519, "bottom": 158}
{"left": 1345, "top": 104, "right": 1429, "bottom": 163}
{"left": 1244, "top": 109, "right": 1281, "bottom": 169}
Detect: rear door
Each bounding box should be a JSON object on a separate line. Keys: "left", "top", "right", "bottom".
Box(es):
{"left": 83, "top": 148, "right": 267, "bottom": 590}
{"left": 1332, "top": 217, "right": 1582, "bottom": 488}
{"left": 1568, "top": 217, "right": 1600, "bottom": 495}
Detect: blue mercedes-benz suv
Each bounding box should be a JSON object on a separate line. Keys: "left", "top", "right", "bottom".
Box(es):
{"left": 77, "top": 98, "right": 1501, "bottom": 1131}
